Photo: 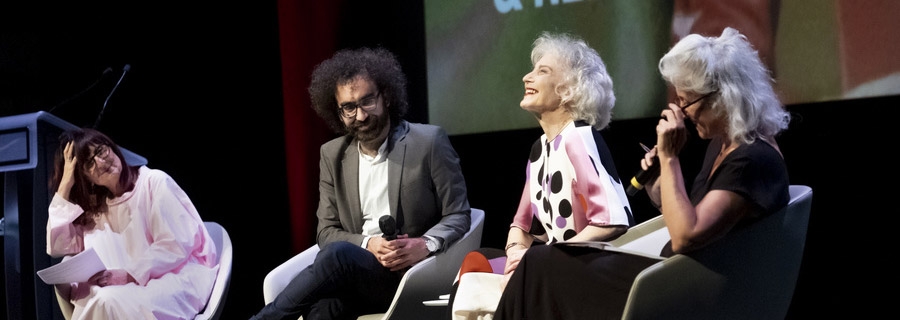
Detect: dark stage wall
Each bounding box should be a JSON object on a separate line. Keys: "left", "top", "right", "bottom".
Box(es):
{"left": 1, "top": 1, "right": 892, "bottom": 318}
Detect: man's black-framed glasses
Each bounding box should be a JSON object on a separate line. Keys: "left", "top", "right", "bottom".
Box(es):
{"left": 339, "top": 91, "right": 381, "bottom": 118}
{"left": 678, "top": 90, "right": 718, "bottom": 113}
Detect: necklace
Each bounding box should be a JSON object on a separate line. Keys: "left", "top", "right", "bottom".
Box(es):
{"left": 719, "top": 142, "right": 738, "bottom": 157}
{"left": 711, "top": 141, "right": 739, "bottom": 177}
{"left": 546, "top": 119, "right": 573, "bottom": 142}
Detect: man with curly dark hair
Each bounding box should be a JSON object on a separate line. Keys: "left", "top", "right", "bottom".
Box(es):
{"left": 251, "top": 47, "right": 471, "bottom": 320}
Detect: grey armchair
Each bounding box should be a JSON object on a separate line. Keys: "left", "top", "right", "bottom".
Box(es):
{"left": 609, "top": 185, "right": 813, "bottom": 319}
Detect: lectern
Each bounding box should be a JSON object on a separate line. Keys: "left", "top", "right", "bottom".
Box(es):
{"left": 0, "top": 111, "right": 146, "bottom": 320}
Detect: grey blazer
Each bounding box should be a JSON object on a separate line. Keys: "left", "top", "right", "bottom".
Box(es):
{"left": 315, "top": 120, "right": 470, "bottom": 253}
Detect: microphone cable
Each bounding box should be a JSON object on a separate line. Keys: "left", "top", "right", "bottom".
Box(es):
{"left": 93, "top": 64, "right": 131, "bottom": 129}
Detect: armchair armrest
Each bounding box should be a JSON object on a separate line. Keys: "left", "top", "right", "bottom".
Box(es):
{"left": 263, "top": 244, "right": 320, "bottom": 304}
{"left": 621, "top": 254, "right": 725, "bottom": 319}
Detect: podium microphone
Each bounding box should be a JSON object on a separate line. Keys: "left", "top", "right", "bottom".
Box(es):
{"left": 47, "top": 66, "right": 114, "bottom": 114}
{"left": 379, "top": 215, "right": 398, "bottom": 240}
{"left": 93, "top": 64, "right": 131, "bottom": 129}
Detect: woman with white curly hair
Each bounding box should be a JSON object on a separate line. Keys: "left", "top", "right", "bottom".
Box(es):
{"left": 450, "top": 31, "right": 634, "bottom": 319}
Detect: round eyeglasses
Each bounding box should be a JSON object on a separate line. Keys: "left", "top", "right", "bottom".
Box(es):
{"left": 338, "top": 92, "right": 381, "bottom": 118}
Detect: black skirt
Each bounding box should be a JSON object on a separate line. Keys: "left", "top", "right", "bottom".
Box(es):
{"left": 494, "top": 244, "right": 661, "bottom": 320}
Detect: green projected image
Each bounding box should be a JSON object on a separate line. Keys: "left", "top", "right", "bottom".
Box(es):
{"left": 425, "top": 0, "right": 900, "bottom": 136}
{"left": 425, "top": 0, "right": 672, "bottom": 135}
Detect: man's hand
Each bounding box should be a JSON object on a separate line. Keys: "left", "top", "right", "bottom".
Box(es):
{"left": 369, "top": 235, "right": 429, "bottom": 271}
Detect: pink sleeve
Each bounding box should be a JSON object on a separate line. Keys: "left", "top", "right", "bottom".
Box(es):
{"left": 509, "top": 181, "right": 535, "bottom": 231}
{"left": 126, "top": 172, "right": 216, "bottom": 285}
{"left": 46, "top": 193, "right": 87, "bottom": 257}
{"left": 565, "top": 137, "right": 614, "bottom": 227}
{"left": 510, "top": 155, "right": 541, "bottom": 233}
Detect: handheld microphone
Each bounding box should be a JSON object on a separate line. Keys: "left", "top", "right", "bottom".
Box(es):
{"left": 379, "top": 215, "right": 398, "bottom": 240}
{"left": 626, "top": 156, "right": 659, "bottom": 196}
{"left": 93, "top": 64, "right": 131, "bottom": 129}
{"left": 47, "top": 67, "right": 114, "bottom": 114}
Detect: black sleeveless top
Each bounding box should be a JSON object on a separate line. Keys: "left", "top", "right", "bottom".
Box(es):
{"left": 660, "top": 137, "right": 789, "bottom": 257}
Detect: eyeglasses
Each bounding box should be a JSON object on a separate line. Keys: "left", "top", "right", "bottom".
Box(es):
{"left": 677, "top": 91, "right": 718, "bottom": 113}
{"left": 83, "top": 145, "right": 111, "bottom": 171}
{"left": 338, "top": 92, "right": 381, "bottom": 118}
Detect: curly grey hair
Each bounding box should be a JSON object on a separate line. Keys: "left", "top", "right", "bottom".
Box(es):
{"left": 659, "top": 27, "right": 790, "bottom": 144}
{"left": 530, "top": 31, "right": 616, "bottom": 130}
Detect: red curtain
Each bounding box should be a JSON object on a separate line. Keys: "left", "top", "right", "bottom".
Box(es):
{"left": 276, "top": 0, "right": 342, "bottom": 253}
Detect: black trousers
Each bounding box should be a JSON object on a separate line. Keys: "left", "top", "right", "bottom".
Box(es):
{"left": 251, "top": 241, "right": 402, "bottom": 320}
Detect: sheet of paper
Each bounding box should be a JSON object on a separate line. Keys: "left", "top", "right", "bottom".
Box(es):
{"left": 37, "top": 247, "right": 106, "bottom": 284}
{"left": 556, "top": 240, "right": 665, "bottom": 261}
{"left": 617, "top": 227, "right": 671, "bottom": 257}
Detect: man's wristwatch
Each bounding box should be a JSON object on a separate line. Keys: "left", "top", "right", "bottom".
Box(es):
{"left": 425, "top": 237, "right": 439, "bottom": 255}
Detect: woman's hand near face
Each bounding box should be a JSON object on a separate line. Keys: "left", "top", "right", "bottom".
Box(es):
{"left": 656, "top": 103, "right": 689, "bottom": 160}
{"left": 58, "top": 141, "right": 77, "bottom": 200}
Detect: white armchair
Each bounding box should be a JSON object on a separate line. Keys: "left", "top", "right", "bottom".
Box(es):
{"left": 262, "top": 208, "right": 486, "bottom": 320}
{"left": 53, "top": 221, "right": 233, "bottom": 320}
{"left": 195, "top": 221, "right": 233, "bottom": 320}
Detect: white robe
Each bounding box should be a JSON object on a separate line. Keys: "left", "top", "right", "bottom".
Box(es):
{"left": 47, "top": 166, "right": 219, "bottom": 320}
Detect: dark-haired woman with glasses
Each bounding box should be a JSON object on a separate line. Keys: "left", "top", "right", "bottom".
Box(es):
{"left": 47, "top": 127, "right": 219, "bottom": 319}
{"left": 494, "top": 27, "right": 792, "bottom": 319}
